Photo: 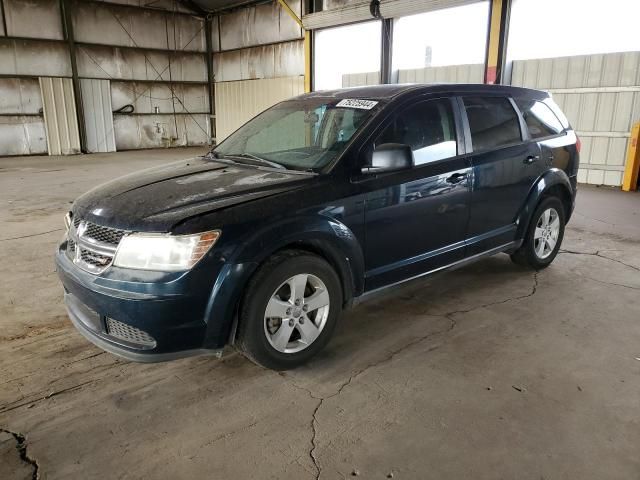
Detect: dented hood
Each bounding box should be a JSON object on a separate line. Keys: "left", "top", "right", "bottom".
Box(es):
{"left": 72, "top": 156, "right": 313, "bottom": 231}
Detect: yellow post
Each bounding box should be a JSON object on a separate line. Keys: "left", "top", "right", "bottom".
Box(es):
{"left": 304, "top": 30, "right": 311, "bottom": 93}
{"left": 276, "top": 0, "right": 311, "bottom": 93}
{"left": 622, "top": 122, "right": 640, "bottom": 191}
{"left": 485, "top": 0, "right": 504, "bottom": 84}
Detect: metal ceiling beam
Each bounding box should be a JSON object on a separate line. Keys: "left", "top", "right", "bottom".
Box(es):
{"left": 176, "top": 0, "right": 207, "bottom": 15}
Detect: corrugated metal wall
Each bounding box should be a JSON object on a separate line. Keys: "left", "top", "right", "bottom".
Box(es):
{"left": 39, "top": 77, "right": 81, "bottom": 155}
{"left": 512, "top": 52, "right": 640, "bottom": 186}
{"left": 342, "top": 64, "right": 484, "bottom": 87}
{"left": 211, "top": 1, "right": 305, "bottom": 143}
{"left": 398, "top": 63, "right": 484, "bottom": 84}
{"left": 0, "top": 78, "right": 47, "bottom": 155}
{"left": 214, "top": 76, "right": 305, "bottom": 141}
{"left": 342, "top": 71, "right": 380, "bottom": 87}
{"left": 0, "top": 0, "right": 211, "bottom": 155}
{"left": 80, "top": 79, "right": 116, "bottom": 153}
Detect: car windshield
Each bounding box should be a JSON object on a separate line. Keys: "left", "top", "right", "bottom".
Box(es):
{"left": 212, "top": 97, "right": 381, "bottom": 171}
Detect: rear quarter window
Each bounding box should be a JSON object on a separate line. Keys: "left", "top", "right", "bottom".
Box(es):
{"left": 515, "top": 98, "right": 564, "bottom": 138}
{"left": 463, "top": 96, "right": 522, "bottom": 152}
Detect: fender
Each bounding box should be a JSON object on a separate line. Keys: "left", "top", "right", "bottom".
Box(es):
{"left": 201, "top": 214, "right": 365, "bottom": 349}
{"left": 516, "top": 168, "right": 574, "bottom": 239}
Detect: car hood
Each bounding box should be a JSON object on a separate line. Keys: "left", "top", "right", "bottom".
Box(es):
{"left": 73, "top": 156, "right": 313, "bottom": 231}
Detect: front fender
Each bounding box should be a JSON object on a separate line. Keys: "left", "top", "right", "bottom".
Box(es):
{"left": 202, "top": 214, "right": 365, "bottom": 348}
{"left": 516, "top": 168, "right": 574, "bottom": 239}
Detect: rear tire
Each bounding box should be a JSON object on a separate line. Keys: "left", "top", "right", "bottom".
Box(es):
{"left": 236, "top": 250, "right": 342, "bottom": 370}
{"left": 511, "top": 196, "right": 565, "bottom": 269}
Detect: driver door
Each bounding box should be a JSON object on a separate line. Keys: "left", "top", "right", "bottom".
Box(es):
{"left": 361, "top": 98, "right": 472, "bottom": 291}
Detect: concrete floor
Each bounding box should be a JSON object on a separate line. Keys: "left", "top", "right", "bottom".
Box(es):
{"left": 1, "top": 148, "right": 639, "bottom": 480}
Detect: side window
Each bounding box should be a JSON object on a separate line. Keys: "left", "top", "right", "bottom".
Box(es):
{"left": 516, "top": 98, "right": 564, "bottom": 138}
{"left": 463, "top": 96, "right": 522, "bottom": 152}
{"left": 375, "top": 99, "right": 457, "bottom": 166}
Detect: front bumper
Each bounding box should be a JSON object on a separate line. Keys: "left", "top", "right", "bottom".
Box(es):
{"left": 56, "top": 249, "right": 221, "bottom": 362}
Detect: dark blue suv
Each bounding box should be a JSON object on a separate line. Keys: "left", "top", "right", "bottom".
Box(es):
{"left": 56, "top": 84, "right": 579, "bottom": 370}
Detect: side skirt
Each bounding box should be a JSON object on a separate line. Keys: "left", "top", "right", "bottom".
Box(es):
{"left": 352, "top": 240, "right": 522, "bottom": 307}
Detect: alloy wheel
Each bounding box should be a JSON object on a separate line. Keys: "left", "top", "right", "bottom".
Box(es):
{"left": 533, "top": 207, "right": 560, "bottom": 259}
{"left": 264, "top": 273, "right": 330, "bottom": 354}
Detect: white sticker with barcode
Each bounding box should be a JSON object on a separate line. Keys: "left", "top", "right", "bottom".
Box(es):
{"left": 335, "top": 99, "right": 378, "bottom": 110}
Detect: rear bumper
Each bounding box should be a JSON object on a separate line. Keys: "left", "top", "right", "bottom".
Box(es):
{"left": 56, "top": 249, "right": 221, "bottom": 362}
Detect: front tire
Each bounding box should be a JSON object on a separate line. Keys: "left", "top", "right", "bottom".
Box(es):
{"left": 511, "top": 196, "right": 565, "bottom": 269}
{"left": 236, "top": 250, "right": 342, "bottom": 370}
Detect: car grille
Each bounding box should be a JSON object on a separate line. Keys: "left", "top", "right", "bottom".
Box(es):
{"left": 65, "top": 216, "right": 128, "bottom": 274}
{"left": 105, "top": 317, "right": 156, "bottom": 348}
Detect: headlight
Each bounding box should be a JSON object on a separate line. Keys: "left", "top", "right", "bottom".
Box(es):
{"left": 113, "top": 230, "right": 220, "bottom": 271}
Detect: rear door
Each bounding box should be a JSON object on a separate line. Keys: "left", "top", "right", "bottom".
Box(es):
{"left": 361, "top": 97, "right": 472, "bottom": 291}
{"left": 514, "top": 96, "right": 575, "bottom": 177}
{"left": 462, "top": 95, "right": 542, "bottom": 255}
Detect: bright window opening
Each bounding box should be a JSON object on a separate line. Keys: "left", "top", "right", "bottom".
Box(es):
{"left": 509, "top": 0, "right": 640, "bottom": 60}
{"left": 392, "top": 2, "right": 490, "bottom": 71}
{"left": 314, "top": 21, "right": 382, "bottom": 91}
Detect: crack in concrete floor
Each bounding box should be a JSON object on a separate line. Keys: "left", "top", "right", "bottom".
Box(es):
{"left": 286, "top": 271, "right": 540, "bottom": 479}
{"left": 0, "top": 428, "right": 39, "bottom": 480}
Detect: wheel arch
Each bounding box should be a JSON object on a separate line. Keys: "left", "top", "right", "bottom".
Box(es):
{"left": 516, "top": 168, "right": 574, "bottom": 239}
{"left": 202, "top": 215, "right": 365, "bottom": 348}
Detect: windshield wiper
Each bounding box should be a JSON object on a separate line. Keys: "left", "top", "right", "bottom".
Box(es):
{"left": 224, "top": 153, "right": 286, "bottom": 170}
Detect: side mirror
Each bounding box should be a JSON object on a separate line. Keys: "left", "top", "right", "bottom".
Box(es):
{"left": 362, "top": 143, "right": 413, "bottom": 174}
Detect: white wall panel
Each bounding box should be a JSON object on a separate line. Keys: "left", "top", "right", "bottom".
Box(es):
{"left": 80, "top": 79, "right": 116, "bottom": 153}
{"left": 398, "top": 63, "right": 483, "bottom": 83}
{"left": 213, "top": 40, "right": 304, "bottom": 82}
{"left": 72, "top": 1, "right": 206, "bottom": 52}
{"left": 113, "top": 113, "right": 208, "bottom": 149}
{"left": 0, "top": 78, "right": 42, "bottom": 114}
{"left": 342, "top": 71, "right": 380, "bottom": 87}
{"left": 39, "top": 77, "right": 80, "bottom": 155}
{"left": 0, "top": 39, "right": 71, "bottom": 77}
{"left": 4, "top": 0, "right": 63, "bottom": 40}
{"left": 0, "top": 117, "right": 47, "bottom": 155}
{"left": 217, "top": 0, "right": 302, "bottom": 51}
{"left": 214, "top": 76, "right": 304, "bottom": 141}
{"left": 77, "top": 45, "right": 206, "bottom": 82}
{"left": 110, "top": 81, "right": 208, "bottom": 114}
{"left": 512, "top": 52, "right": 640, "bottom": 186}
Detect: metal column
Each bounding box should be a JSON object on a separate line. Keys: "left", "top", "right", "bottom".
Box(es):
{"left": 205, "top": 15, "right": 216, "bottom": 144}
{"left": 380, "top": 18, "right": 393, "bottom": 84}
{"left": 484, "top": 0, "right": 511, "bottom": 85}
{"left": 60, "top": 0, "right": 88, "bottom": 153}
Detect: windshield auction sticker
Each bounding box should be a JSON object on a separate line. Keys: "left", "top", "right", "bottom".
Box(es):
{"left": 335, "top": 99, "right": 378, "bottom": 110}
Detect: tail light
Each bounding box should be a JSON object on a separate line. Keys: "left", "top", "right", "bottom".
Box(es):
{"left": 575, "top": 135, "right": 581, "bottom": 153}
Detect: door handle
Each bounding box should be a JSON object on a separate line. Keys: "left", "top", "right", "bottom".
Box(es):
{"left": 524, "top": 155, "right": 539, "bottom": 165}
{"left": 446, "top": 172, "right": 467, "bottom": 184}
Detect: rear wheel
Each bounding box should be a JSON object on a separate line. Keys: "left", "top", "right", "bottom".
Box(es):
{"left": 511, "top": 196, "right": 565, "bottom": 269}
{"left": 236, "top": 250, "right": 342, "bottom": 370}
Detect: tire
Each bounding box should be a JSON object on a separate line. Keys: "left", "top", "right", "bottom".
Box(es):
{"left": 510, "top": 196, "right": 566, "bottom": 270}
{"left": 236, "top": 250, "right": 343, "bottom": 370}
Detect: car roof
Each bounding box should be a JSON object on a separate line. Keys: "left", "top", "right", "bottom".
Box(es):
{"left": 296, "top": 83, "right": 548, "bottom": 101}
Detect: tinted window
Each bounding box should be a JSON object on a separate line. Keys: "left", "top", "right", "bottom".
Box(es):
{"left": 376, "top": 99, "right": 457, "bottom": 165}
{"left": 516, "top": 98, "right": 564, "bottom": 138}
{"left": 463, "top": 97, "right": 522, "bottom": 151}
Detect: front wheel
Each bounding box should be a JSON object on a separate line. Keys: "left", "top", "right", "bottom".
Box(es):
{"left": 236, "top": 250, "right": 342, "bottom": 370}
{"left": 511, "top": 196, "right": 565, "bottom": 269}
